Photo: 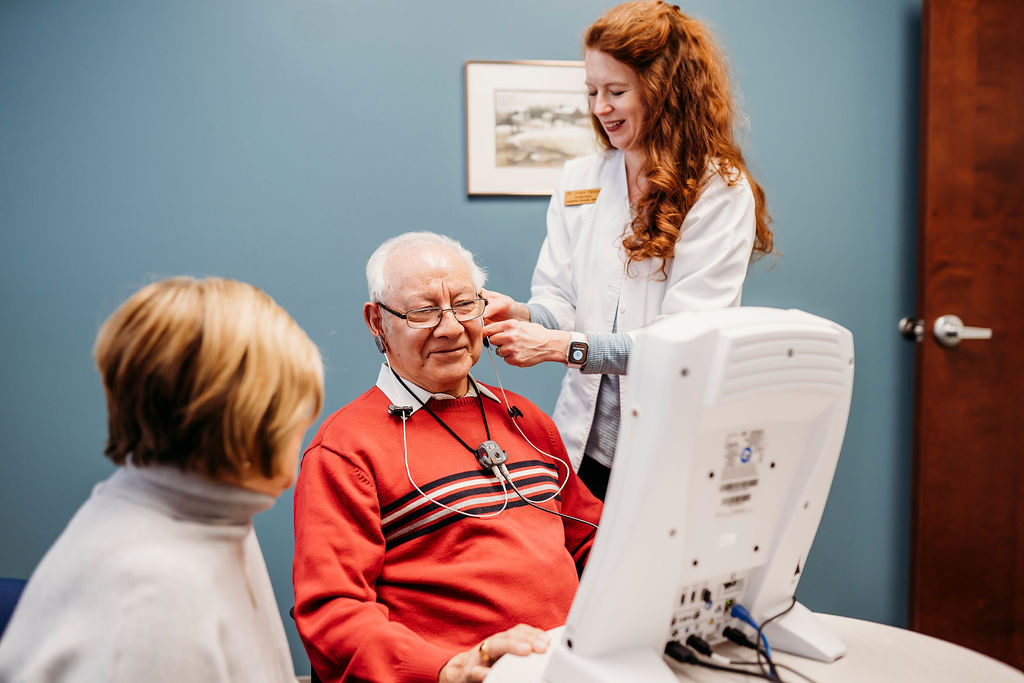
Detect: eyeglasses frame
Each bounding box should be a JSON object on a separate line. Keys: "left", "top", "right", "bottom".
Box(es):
{"left": 376, "top": 296, "right": 488, "bottom": 329}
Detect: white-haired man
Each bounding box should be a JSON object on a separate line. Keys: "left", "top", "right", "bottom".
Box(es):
{"left": 292, "top": 232, "right": 602, "bottom": 683}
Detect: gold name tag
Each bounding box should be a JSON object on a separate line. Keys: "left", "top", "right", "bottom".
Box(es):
{"left": 564, "top": 188, "right": 601, "bottom": 206}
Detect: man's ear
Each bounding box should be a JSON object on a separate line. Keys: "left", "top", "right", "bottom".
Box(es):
{"left": 363, "top": 302, "right": 381, "bottom": 335}
{"left": 364, "top": 302, "right": 387, "bottom": 354}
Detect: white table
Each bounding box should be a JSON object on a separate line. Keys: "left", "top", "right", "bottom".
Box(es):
{"left": 486, "top": 614, "right": 1024, "bottom": 682}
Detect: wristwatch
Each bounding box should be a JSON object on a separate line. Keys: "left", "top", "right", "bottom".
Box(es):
{"left": 565, "top": 332, "right": 589, "bottom": 370}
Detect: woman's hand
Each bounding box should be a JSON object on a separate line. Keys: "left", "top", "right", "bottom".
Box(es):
{"left": 483, "top": 320, "right": 571, "bottom": 368}
{"left": 438, "top": 624, "right": 550, "bottom": 683}
{"left": 481, "top": 288, "right": 531, "bottom": 324}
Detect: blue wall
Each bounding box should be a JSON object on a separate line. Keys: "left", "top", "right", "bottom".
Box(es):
{"left": 0, "top": 0, "right": 921, "bottom": 672}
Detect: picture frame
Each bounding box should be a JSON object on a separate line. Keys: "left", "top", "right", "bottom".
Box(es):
{"left": 465, "top": 60, "right": 598, "bottom": 196}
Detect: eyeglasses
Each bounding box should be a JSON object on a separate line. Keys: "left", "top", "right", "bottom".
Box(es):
{"left": 377, "top": 297, "right": 487, "bottom": 329}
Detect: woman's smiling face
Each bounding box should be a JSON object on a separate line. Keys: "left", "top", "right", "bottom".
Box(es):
{"left": 585, "top": 48, "right": 646, "bottom": 155}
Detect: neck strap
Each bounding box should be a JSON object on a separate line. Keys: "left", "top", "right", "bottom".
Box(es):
{"left": 388, "top": 370, "right": 491, "bottom": 456}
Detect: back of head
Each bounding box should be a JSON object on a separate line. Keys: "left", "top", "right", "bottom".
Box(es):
{"left": 93, "top": 277, "right": 324, "bottom": 481}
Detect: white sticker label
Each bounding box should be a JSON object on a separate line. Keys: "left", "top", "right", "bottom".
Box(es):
{"left": 718, "top": 430, "right": 766, "bottom": 513}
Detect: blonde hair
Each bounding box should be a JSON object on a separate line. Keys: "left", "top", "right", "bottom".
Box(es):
{"left": 94, "top": 277, "right": 324, "bottom": 481}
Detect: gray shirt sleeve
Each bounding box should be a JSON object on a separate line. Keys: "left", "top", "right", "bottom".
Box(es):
{"left": 527, "top": 303, "right": 561, "bottom": 330}
{"left": 527, "top": 303, "right": 632, "bottom": 375}
{"left": 581, "top": 331, "right": 632, "bottom": 375}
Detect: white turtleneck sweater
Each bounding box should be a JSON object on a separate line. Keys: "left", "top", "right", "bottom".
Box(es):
{"left": 0, "top": 462, "right": 296, "bottom": 682}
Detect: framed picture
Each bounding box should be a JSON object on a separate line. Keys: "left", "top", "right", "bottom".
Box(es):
{"left": 465, "top": 60, "right": 598, "bottom": 196}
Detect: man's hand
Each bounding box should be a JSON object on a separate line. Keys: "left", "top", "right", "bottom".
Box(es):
{"left": 482, "top": 320, "right": 571, "bottom": 368}
{"left": 438, "top": 624, "right": 550, "bottom": 683}
{"left": 481, "top": 289, "right": 530, "bottom": 324}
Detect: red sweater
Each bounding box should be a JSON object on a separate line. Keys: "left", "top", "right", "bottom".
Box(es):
{"left": 292, "top": 384, "right": 603, "bottom": 683}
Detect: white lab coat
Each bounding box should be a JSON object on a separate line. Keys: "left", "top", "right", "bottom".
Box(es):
{"left": 528, "top": 149, "right": 756, "bottom": 470}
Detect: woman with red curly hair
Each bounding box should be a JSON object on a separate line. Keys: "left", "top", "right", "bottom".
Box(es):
{"left": 483, "top": 0, "right": 773, "bottom": 500}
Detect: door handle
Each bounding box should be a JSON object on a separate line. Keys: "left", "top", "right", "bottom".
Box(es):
{"left": 899, "top": 317, "right": 925, "bottom": 342}
{"left": 933, "top": 314, "right": 993, "bottom": 348}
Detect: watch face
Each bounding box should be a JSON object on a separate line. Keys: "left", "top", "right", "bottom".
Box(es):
{"left": 569, "top": 341, "right": 588, "bottom": 365}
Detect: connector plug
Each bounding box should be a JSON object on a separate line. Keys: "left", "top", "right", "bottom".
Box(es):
{"left": 686, "top": 635, "right": 730, "bottom": 665}
{"left": 686, "top": 635, "right": 713, "bottom": 656}
{"left": 723, "top": 626, "right": 757, "bottom": 649}
{"left": 664, "top": 641, "right": 697, "bottom": 665}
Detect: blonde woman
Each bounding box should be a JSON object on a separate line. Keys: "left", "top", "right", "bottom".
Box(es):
{"left": 0, "top": 277, "right": 323, "bottom": 682}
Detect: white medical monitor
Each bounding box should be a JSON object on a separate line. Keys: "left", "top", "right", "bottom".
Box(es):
{"left": 546, "top": 307, "right": 854, "bottom": 683}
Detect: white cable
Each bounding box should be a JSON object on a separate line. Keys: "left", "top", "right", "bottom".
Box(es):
{"left": 384, "top": 341, "right": 557, "bottom": 516}
{"left": 382, "top": 348, "right": 403, "bottom": 399}
{"left": 496, "top": 462, "right": 599, "bottom": 531}
{"left": 383, "top": 343, "right": 510, "bottom": 518}
{"left": 400, "top": 402, "right": 509, "bottom": 519}
{"left": 485, "top": 345, "right": 571, "bottom": 503}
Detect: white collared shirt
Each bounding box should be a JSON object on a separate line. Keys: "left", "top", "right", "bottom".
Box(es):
{"left": 373, "top": 363, "right": 501, "bottom": 417}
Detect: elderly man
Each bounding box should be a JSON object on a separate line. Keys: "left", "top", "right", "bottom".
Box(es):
{"left": 292, "top": 232, "right": 602, "bottom": 683}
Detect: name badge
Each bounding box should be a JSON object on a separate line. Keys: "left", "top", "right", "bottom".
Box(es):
{"left": 564, "top": 188, "right": 601, "bottom": 206}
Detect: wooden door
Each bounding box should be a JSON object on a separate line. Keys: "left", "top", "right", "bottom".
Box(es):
{"left": 910, "top": 0, "right": 1024, "bottom": 670}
